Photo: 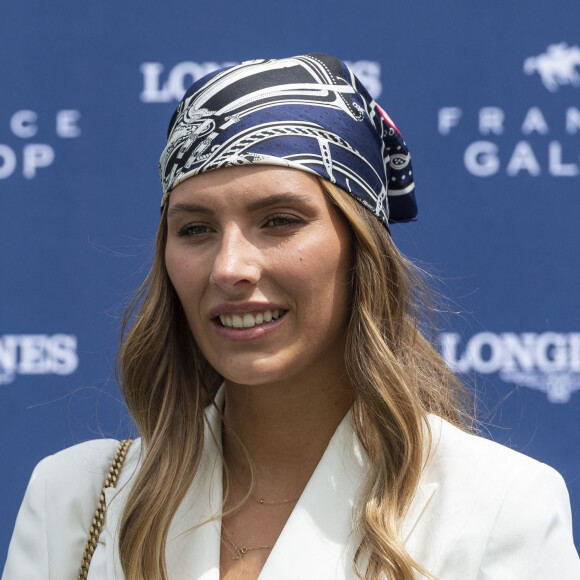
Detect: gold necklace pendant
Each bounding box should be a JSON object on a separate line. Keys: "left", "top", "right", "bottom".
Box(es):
{"left": 222, "top": 524, "right": 272, "bottom": 561}
{"left": 231, "top": 545, "right": 272, "bottom": 560}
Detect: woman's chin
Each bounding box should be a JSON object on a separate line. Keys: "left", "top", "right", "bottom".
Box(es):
{"left": 217, "top": 363, "right": 289, "bottom": 388}
{"left": 205, "top": 350, "right": 292, "bottom": 387}
{"left": 221, "top": 372, "right": 283, "bottom": 388}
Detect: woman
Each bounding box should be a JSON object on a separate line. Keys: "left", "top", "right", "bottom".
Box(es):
{"left": 3, "top": 53, "right": 579, "bottom": 580}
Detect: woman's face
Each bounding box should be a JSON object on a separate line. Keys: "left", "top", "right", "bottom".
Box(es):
{"left": 165, "top": 166, "right": 351, "bottom": 387}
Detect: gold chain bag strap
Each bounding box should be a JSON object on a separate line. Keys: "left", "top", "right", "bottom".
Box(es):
{"left": 78, "top": 439, "right": 133, "bottom": 580}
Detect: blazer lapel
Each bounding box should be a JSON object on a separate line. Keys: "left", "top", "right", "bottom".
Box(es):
{"left": 402, "top": 416, "right": 441, "bottom": 543}
{"left": 259, "top": 410, "right": 363, "bottom": 580}
{"left": 402, "top": 481, "right": 439, "bottom": 543}
{"left": 259, "top": 412, "right": 439, "bottom": 579}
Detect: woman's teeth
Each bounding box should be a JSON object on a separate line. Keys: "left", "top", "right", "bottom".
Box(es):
{"left": 219, "top": 309, "right": 284, "bottom": 329}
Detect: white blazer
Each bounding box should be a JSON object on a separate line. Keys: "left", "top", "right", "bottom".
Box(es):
{"left": 3, "top": 400, "right": 580, "bottom": 579}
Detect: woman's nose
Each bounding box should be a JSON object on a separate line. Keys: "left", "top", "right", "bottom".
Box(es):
{"left": 209, "top": 226, "right": 261, "bottom": 291}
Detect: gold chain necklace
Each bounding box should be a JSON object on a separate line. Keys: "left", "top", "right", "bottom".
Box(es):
{"left": 221, "top": 494, "right": 300, "bottom": 560}
{"left": 250, "top": 493, "right": 300, "bottom": 506}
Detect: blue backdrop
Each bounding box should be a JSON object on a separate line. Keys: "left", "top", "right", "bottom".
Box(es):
{"left": 1, "top": 0, "right": 579, "bottom": 565}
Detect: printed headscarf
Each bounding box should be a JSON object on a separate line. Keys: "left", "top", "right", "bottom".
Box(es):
{"left": 159, "top": 53, "right": 417, "bottom": 227}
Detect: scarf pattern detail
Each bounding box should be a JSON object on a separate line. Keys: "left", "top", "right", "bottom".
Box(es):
{"left": 159, "top": 54, "right": 417, "bottom": 226}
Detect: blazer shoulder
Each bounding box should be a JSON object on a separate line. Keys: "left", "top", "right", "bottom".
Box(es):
{"left": 34, "top": 438, "right": 142, "bottom": 534}
{"left": 3, "top": 439, "right": 141, "bottom": 580}
{"left": 410, "top": 417, "right": 580, "bottom": 578}
{"left": 426, "top": 415, "right": 562, "bottom": 482}
{"left": 423, "top": 415, "right": 572, "bottom": 536}
{"left": 32, "top": 438, "right": 141, "bottom": 495}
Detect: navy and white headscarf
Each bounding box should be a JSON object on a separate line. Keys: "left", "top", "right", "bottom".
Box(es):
{"left": 159, "top": 53, "right": 417, "bottom": 227}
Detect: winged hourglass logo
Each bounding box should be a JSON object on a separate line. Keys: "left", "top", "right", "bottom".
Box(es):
{"left": 440, "top": 332, "right": 580, "bottom": 404}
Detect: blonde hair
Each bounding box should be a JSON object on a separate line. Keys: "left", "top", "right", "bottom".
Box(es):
{"left": 116, "top": 178, "right": 472, "bottom": 579}
{"left": 321, "top": 180, "right": 471, "bottom": 578}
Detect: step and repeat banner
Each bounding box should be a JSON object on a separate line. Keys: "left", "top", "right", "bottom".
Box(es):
{"left": 1, "top": 0, "right": 579, "bottom": 563}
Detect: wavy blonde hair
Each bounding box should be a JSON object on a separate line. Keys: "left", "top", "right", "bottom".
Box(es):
{"left": 116, "top": 177, "right": 472, "bottom": 580}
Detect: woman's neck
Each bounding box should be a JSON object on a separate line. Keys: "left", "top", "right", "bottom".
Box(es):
{"left": 221, "top": 374, "right": 355, "bottom": 496}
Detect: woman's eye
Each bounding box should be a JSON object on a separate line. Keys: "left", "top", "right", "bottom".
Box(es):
{"left": 264, "top": 214, "right": 302, "bottom": 228}
{"left": 177, "top": 224, "right": 213, "bottom": 237}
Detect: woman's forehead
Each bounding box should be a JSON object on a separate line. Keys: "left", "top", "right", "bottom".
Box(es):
{"left": 168, "top": 165, "right": 324, "bottom": 209}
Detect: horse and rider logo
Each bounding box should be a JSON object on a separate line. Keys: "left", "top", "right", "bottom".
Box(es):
{"left": 524, "top": 42, "right": 580, "bottom": 92}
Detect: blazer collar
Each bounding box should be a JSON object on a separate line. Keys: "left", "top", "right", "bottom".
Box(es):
{"left": 104, "top": 395, "right": 438, "bottom": 579}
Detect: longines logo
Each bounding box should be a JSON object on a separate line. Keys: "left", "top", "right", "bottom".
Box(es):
{"left": 0, "top": 334, "right": 79, "bottom": 385}
{"left": 438, "top": 42, "right": 579, "bottom": 178}
{"left": 139, "top": 60, "right": 383, "bottom": 103}
{"left": 440, "top": 332, "right": 580, "bottom": 403}
{"left": 0, "top": 110, "right": 81, "bottom": 181}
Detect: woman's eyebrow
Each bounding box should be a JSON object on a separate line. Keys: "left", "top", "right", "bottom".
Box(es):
{"left": 167, "top": 193, "right": 313, "bottom": 217}
{"left": 166, "top": 203, "right": 214, "bottom": 217}
{"left": 245, "top": 193, "right": 312, "bottom": 212}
